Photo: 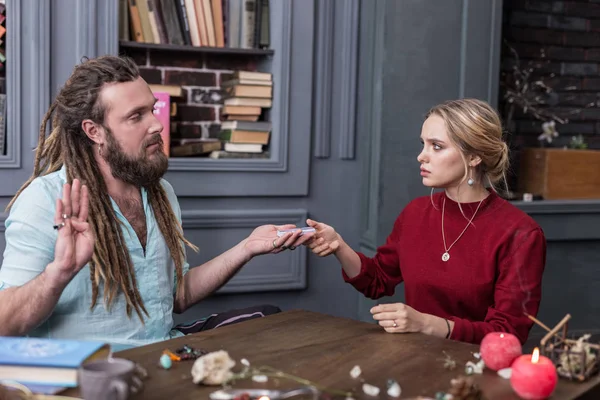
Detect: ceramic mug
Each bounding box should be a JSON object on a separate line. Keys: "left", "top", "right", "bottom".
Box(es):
{"left": 78, "top": 358, "right": 145, "bottom": 400}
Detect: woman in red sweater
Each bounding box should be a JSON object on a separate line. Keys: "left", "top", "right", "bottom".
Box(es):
{"left": 306, "top": 98, "right": 546, "bottom": 345}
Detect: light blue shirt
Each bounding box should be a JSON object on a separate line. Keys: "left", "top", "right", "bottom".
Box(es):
{"left": 0, "top": 167, "right": 189, "bottom": 351}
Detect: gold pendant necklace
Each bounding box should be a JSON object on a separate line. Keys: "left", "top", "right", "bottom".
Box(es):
{"left": 441, "top": 196, "right": 484, "bottom": 262}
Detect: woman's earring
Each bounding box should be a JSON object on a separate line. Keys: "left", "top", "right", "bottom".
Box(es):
{"left": 467, "top": 169, "right": 474, "bottom": 186}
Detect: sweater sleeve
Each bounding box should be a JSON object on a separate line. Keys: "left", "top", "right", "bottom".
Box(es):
{"left": 449, "top": 227, "right": 547, "bottom": 344}
{"left": 342, "top": 214, "right": 404, "bottom": 299}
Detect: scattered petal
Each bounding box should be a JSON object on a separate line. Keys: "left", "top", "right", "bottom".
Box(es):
{"left": 241, "top": 358, "right": 250, "bottom": 367}
{"left": 498, "top": 368, "right": 512, "bottom": 379}
{"left": 350, "top": 365, "right": 362, "bottom": 379}
{"left": 473, "top": 352, "right": 481, "bottom": 359}
{"left": 209, "top": 389, "right": 233, "bottom": 400}
{"left": 252, "top": 374, "right": 268, "bottom": 383}
{"left": 362, "top": 383, "right": 380, "bottom": 397}
{"left": 386, "top": 380, "right": 401, "bottom": 397}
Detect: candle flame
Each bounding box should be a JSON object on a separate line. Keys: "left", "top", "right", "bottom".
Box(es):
{"left": 532, "top": 347, "right": 540, "bottom": 363}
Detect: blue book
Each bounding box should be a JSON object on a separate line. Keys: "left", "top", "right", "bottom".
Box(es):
{"left": 0, "top": 337, "right": 111, "bottom": 387}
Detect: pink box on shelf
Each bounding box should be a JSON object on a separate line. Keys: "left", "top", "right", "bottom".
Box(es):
{"left": 153, "top": 92, "right": 171, "bottom": 157}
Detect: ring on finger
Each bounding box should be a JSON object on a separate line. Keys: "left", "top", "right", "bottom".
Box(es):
{"left": 289, "top": 246, "right": 296, "bottom": 250}
{"left": 272, "top": 239, "right": 278, "bottom": 249}
{"left": 62, "top": 214, "right": 71, "bottom": 219}
{"left": 281, "top": 245, "right": 288, "bottom": 250}
{"left": 53, "top": 222, "right": 66, "bottom": 230}
{"left": 392, "top": 320, "right": 398, "bottom": 328}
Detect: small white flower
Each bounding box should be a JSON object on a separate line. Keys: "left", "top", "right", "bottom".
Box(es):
{"left": 362, "top": 383, "right": 380, "bottom": 397}
{"left": 350, "top": 365, "right": 362, "bottom": 379}
{"left": 240, "top": 358, "right": 250, "bottom": 367}
{"left": 472, "top": 352, "right": 481, "bottom": 359}
{"left": 191, "top": 350, "right": 236, "bottom": 385}
{"left": 465, "top": 360, "right": 484, "bottom": 374}
{"left": 538, "top": 120, "right": 559, "bottom": 143}
{"left": 252, "top": 374, "right": 268, "bottom": 383}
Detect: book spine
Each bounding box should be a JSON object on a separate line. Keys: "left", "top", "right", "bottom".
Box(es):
{"left": 159, "top": 0, "right": 185, "bottom": 45}
{"left": 259, "top": 0, "right": 269, "bottom": 49}
{"left": 227, "top": 0, "right": 241, "bottom": 48}
{"left": 136, "top": 0, "right": 156, "bottom": 43}
{"left": 240, "top": 0, "right": 256, "bottom": 49}
{"left": 127, "top": 0, "right": 145, "bottom": 42}
{"left": 150, "top": 0, "right": 169, "bottom": 44}
{"left": 174, "top": 0, "right": 193, "bottom": 45}
{"left": 253, "top": 0, "right": 261, "bottom": 50}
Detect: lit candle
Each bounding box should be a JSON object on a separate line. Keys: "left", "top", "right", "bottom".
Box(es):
{"left": 480, "top": 332, "right": 522, "bottom": 371}
{"left": 510, "top": 347, "right": 558, "bottom": 400}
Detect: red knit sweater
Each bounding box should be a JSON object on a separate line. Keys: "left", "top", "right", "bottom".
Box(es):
{"left": 344, "top": 191, "right": 546, "bottom": 345}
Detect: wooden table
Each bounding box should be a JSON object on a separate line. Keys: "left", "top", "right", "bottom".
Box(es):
{"left": 64, "top": 310, "right": 600, "bottom": 399}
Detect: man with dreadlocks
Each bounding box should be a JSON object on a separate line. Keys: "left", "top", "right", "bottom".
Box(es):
{"left": 0, "top": 55, "right": 310, "bottom": 350}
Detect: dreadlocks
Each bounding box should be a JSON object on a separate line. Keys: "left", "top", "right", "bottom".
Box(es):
{"left": 7, "top": 55, "right": 196, "bottom": 321}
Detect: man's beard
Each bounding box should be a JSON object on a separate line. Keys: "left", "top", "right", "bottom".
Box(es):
{"left": 102, "top": 126, "right": 169, "bottom": 187}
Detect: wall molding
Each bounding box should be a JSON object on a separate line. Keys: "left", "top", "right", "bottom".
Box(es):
{"left": 359, "top": 0, "right": 385, "bottom": 253}
{"left": 516, "top": 200, "right": 600, "bottom": 241}
{"left": 30, "top": 0, "right": 51, "bottom": 150}
{"left": 100, "top": 0, "right": 119, "bottom": 56}
{"left": 312, "top": 0, "right": 335, "bottom": 159}
{"left": 0, "top": 0, "right": 22, "bottom": 169}
{"left": 458, "top": 0, "right": 469, "bottom": 99}
{"left": 487, "top": 0, "right": 500, "bottom": 105}
{"left": 75, "top": 0, "right": 97, "bottom": 61}
{"left": 182, "top": 208, "right": 308, "bottom": 292}
{"left": 337, "top": 0, "right": 359, "bottom": 160}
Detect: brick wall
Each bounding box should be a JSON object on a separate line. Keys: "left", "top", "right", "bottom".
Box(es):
{"left": 501, "top": 0, "right": 600, "bottom": 151}
{"left": 121, "top": 47, "right": 262, "bottom": 143}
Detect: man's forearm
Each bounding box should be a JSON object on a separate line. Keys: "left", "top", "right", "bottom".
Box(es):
{"left": 0, "top": 265, "right": 70, "bottom": 336}
{"left": 174, "top": 241, "right": 252, "bottom": 313}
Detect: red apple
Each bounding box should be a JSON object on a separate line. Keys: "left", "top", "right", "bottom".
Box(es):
{"left": 480, "top": 332, "right": 522, "bottom": 371}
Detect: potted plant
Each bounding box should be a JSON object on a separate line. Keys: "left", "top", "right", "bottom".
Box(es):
{"left": 501, "top": 42, "right": 600, "bottom": 200}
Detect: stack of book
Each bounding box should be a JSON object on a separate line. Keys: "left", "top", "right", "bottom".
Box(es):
{"left": 121, "top": 0, "right": 270, "bottom": 49}
{"left": 0, "top": 337, "right": 111, "bottom": 393}
{"left": 217, "top": 70, "right": 272, "bottom": 156}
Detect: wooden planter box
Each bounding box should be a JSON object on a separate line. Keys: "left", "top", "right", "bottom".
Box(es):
{"left": 518, "top": 148, "right": 600, "bottom": 200}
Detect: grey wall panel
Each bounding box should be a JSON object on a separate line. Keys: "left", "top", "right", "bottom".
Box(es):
{"left": 313, "top": 0, "right": 334, "bottom": 159}
{"left": 182, "top": 209, "right": 309, "bottom": 292}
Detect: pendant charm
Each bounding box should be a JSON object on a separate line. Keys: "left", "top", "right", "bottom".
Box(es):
{"left": 442, "top": 252, "right": 450, "bottom": 262}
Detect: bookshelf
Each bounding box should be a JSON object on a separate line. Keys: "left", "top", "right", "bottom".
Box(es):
{"left": 119, "top": 0, "right": 281, "bottom": 171}
{"left": 119, "top": 40, "right": 274, "bottom": 56}
{"left": 111, "top": 0, "right": 311, "bottom": 196}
